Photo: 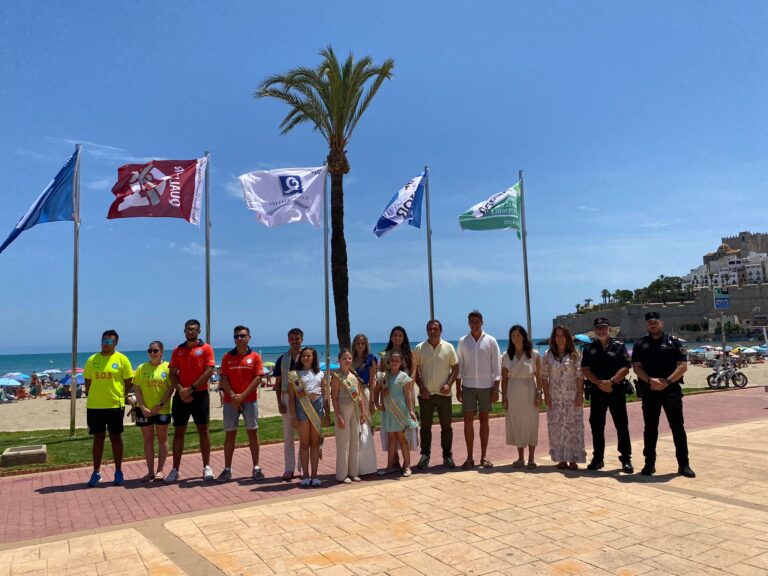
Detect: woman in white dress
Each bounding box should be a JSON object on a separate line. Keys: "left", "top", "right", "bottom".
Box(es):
{"left": 501, "top": 325, "right": 542, "bottom": 469}
{"left": 351, "top": 333, "right": 379, "bottom": 475}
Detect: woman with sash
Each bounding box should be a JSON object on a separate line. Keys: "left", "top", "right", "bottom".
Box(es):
{"left": 332, "top": 349, "right": 366, "bottom": 483}
{"left": 288, "top": 347, "right": 327, "bottom": 487}
{"left": 351, "top": 333, "right": 379, "bottom": 475}
{"left": 376, "top": 350, "right": 418, "bottom": 477}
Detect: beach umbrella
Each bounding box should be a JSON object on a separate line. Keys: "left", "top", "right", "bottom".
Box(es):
{"left": 66, "top": 368, "right": 84, "bottom": 374}
{"left": 689, "top": 348, "right": 706, "bottom": 353}
{"left": 40, "top": 369, "right": 64, "bottom": 375}
{"left": 319, "top": 361, "right": 341, "bottom": 370}
{"left": 574, "top": 334, "right": 592, "bottom": 344}
{"left": 60, "top": 374, "right": 85, "bottom": 385}
{"left": 2, "top": 372, "right": 30, "bottom": 381}
{"left": 0, "top": 377, "right": 22, "bottom": 387}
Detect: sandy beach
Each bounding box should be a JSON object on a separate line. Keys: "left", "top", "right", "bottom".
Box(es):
{"left": 0, "top": 362, "right": 765, "bottom": 432}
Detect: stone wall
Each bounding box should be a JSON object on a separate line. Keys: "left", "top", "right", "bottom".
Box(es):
{"left": 553, "top": 284, "right": 768, "bottom": 340}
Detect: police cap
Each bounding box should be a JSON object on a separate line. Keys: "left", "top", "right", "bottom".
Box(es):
{"left": 593, "top": 317, "right": 610, "bottom": 327}
{"left": 645, "top": 311, "right": 661, "bottom": 321}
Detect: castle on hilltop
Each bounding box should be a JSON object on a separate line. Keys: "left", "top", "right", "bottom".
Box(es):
{"left": 684, "top": 231, "right": 768, "bottom": 290}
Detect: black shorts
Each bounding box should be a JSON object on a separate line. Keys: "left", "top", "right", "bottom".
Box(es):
{"left": 171, "top": 390, "right": 210, "bottom": 427}
{"left": 135, "top": 412, "right": 172, "bottom": 428}
{"left": 87, "top": 408, "right": 125, "bottom": 435}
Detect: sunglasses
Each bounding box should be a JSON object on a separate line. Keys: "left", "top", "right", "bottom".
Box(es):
{"left": 234, "top": 334, "right": 249, "bottom": 340}
{"left": 147, "top": 348, "right": 162, "bottom": 353}
{"left": 102, "top": 338, "right": 116, "bottom": 345}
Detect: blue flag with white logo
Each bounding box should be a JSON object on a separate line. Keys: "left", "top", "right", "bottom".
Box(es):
{"left": 373, "top": 172, "right": 425, "bottom": 237}
{"left": 0, "top": 147, "right": 80, "bottom": 254}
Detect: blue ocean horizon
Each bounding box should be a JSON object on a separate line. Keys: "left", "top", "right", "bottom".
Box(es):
{"left": 0, "top": 339, "right": 555, "bottom": 375}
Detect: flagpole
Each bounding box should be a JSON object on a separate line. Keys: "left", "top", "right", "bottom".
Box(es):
{"left": 70, "top": 144, "right": 82, "bottom": 437}
{"left": 424, "top": 165, "right": 435, "bottom": 320}
{"left": 204, "top": 151, "right": 211, "bottom": 345}
{"left": 518, "top": 170, "right": 532, "bottom": 338}
{"left": 323, "top": 170, "right": 331, "bottom": 394}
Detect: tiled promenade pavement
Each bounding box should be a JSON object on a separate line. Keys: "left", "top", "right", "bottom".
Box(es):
{"left": 0, "top": 387, "right": 767, "bottom": 575}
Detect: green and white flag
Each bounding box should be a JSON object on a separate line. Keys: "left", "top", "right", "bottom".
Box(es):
{"left": 459, "top": 181, "right": 521, "bottom": 236}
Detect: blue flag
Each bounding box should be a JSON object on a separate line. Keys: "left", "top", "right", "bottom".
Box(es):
{"left": 373, "top": 172, "right": 425, "bottom": 237}
{"left": 0, "top": 148, "right": 80, "bottom": 254}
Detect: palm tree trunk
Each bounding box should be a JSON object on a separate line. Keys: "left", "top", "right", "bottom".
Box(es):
{"left": 329, "top": 170, "right": 351, "bottom": 349}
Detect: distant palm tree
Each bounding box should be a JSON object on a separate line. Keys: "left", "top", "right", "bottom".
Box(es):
{"left": 584, "top": 298, "right": 593, "bottom": 309}
{"left": 600, "top": 289, "right": 610, "bottom": 304}
{"left": 256, "top": 46, "right": 395, "bottom": 348}
{"left": 575, "top": 304, "right": 582, "bottom": 313}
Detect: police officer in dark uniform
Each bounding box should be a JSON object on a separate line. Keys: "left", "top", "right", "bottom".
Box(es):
{"left": 581, "top": 318, "right": 633, "bottom": 473}
{"left": 631, "top": 311, "right": 695, "bottom": 478}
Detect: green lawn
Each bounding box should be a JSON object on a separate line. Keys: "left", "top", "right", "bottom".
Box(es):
{"left": 0, "top": 387, "right": 717, "bottom": 474}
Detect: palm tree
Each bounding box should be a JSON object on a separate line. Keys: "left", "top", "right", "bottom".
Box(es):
{"left": 584, "top": 298, "right": 593, "bottom": 309}
{"left": 600, "top": 289, "right": 610, "bottom": 304}
{"left": 256, "top": 46, "right": 395, "bottom": 348}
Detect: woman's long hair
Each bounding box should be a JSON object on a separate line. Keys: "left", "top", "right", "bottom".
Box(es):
{"left": 352, "top": 333, "right": 371, "bottom": 360}
{"left": 298, "top": 346, "right": 320, "bottom": 374}
{"left": 507, "top": 325, "right": 532, "bottom": 359}
{"left": 548, "top": 324, "right": 577, "bottom": 361}
{"left": 384, "top": 325, "right": 413, "bottom": 369}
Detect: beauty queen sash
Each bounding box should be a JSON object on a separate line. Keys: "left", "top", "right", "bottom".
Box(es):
{"left": 339, "top": 372, "right": 363, "bottom": 426}
{"left": 288, "top": 370, "right": 324, "bottom": 439}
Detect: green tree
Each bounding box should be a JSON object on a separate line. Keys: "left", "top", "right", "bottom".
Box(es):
{"left": 256, "top": 46, "right": 395, "bottom": 348}
{"left": 600, "top": 289, "right": 610, "bottom": 304}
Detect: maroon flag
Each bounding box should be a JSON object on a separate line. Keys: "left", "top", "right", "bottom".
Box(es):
{"left": 107, "top": 158, "right": 207, "bottom": 224}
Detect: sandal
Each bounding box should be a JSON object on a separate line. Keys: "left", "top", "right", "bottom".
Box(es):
{"left": 480, "top": 458, "right": 494, "bottom": 469}
{"left": 527, "top": 460, "right": 537, "bottom": 469}
{"left": 153, "top": 472, "right": 165, "bottom": 482}
{"left": 461, "top": 458, "right": 475, "bottom": 470}
{"left": 568, "top": 462, "right": 579, "bottom": 470}
{"left": 557, "top": 462, "right": 567, "bottom": 469}
{"left": 512, "top": 459, "right": 524, "bottom": 468}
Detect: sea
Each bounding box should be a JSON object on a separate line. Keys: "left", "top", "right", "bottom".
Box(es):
{"left": 0, "top": 339, "right": 554, "bottom": 376}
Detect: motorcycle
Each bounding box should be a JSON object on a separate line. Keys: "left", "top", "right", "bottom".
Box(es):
{"left": 706, "top": 366, "right": 748, "bottom": 389}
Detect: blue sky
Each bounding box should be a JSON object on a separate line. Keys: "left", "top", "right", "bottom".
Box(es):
{"left": 1, "top": 1, "right": 767, "bottom": 353}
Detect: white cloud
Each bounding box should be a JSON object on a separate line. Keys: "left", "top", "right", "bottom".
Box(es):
{"left": 179, "top": 242, "right": 225, "bottom": 257}
{"left": 639, "top": 218, "right": 681, "bottom": 229}
{"left": 14, "top": 148, "right": 52, "bottom": 161}
{"left": 223, "top": 177, "right": 243, "bottom": 199}
{"left": 47, "top": 137, "right": 161, "bottom": 164}
{"left": 85, "top": 178, "right": 114, "bottom": 191}
{"left": 577, "top": 205, "right": 599, "bottom": 212}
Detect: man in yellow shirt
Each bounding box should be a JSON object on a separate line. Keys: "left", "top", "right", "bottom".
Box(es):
{"left": 83, "top": 329, "right": 134, "bottom": 487}
{"left": 414, "top": 319, "right": 459, "bottom": 470}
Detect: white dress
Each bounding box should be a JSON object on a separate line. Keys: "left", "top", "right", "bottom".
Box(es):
{"left": 502, "top": 350, "right": 540, "bottom": 447}
{"left": 357, "top": 387, "right": 378, "bottom": 475}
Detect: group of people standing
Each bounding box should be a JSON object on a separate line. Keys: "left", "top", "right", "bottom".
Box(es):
{"left": 81, "top": 309, "right": 695, "bottom": 488}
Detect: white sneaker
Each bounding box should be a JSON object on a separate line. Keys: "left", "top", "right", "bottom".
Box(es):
{"left": 203, "top": 465, "right": 214, "bottom": 481}
{"left": 164, "top": 468, "right": 180, "bottom": 484}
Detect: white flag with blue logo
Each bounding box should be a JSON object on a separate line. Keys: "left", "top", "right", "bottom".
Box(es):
{"left": 239, "top": 166, "right": 327, "bottom": 228}
{"left": 373, "top": 172, "right": 425, "bottom": 237}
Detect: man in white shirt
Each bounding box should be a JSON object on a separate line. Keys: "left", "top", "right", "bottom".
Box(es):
{"left": 456, "top": 310, "right": 501, "bottom": 469}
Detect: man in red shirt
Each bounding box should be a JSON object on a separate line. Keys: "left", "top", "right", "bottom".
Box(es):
{"left": 165, "top": 319, "right": 216, "bottom": 483}
{"left": 217, "top": 325, "right": 264, "bottom": 482}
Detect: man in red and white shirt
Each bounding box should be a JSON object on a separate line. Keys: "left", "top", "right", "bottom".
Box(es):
{"left": 165, "top": 319, "right": 216, "bottom": 483}
{"left": 217, "top": 325, "right": 264, "bottom": 482}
